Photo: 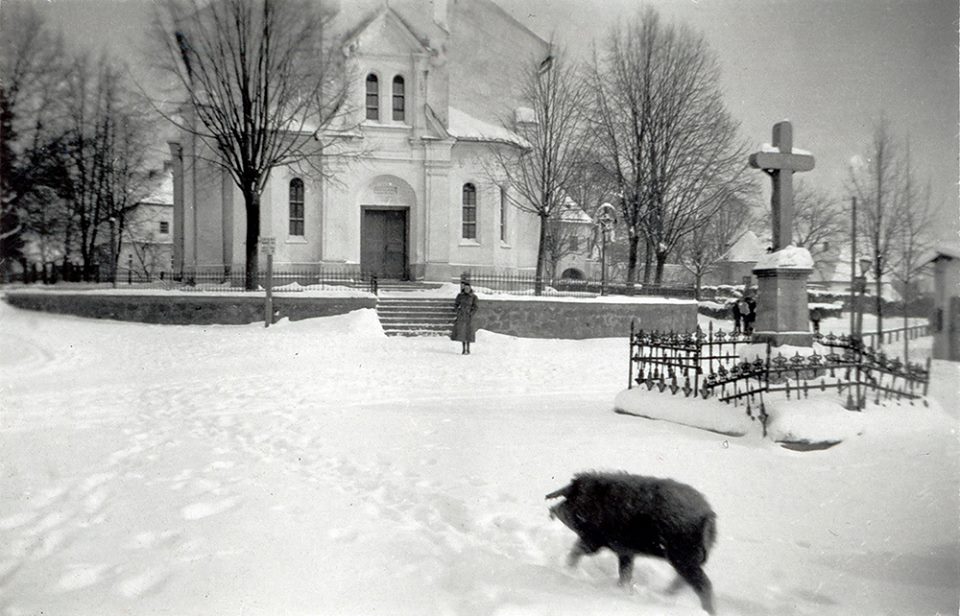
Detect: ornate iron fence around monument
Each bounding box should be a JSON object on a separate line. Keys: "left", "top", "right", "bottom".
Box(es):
{"left": 628, "top": 322, "right": 932, "bottom": 435}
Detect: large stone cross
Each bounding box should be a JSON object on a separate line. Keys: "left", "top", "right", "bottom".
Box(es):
{"left": 748, "top": 121, "right": 815, "bottom": 251}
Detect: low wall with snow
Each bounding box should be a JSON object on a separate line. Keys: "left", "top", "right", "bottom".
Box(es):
{"left": 2, "top": 291, "right": 376, "bottom": 325}
{"left": 475, "top": 297, "right": 697, "bottom": 339}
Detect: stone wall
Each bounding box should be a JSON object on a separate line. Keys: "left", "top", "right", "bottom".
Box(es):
{"left": 4, "top": 291, "right": 697, "bottom": 338}
{"left": 474, "top": 298, "right": 697, "bottom": 339}
{"left": 2, "top": 292, "right": 376, "bottom": 325}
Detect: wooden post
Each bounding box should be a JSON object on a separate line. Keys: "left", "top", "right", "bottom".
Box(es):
{"left": 260, "top": 237, "right": 276, "bottom": 328}
{"left": 849, "top": 196, "right": 857, "bottom": 339}
{"left": 265, "top": 252, "right": 273, "bottom": 328}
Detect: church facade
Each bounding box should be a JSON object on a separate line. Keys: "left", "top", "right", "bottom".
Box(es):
{"left": 168, "top": 0, "right": 550, "bottom": 282}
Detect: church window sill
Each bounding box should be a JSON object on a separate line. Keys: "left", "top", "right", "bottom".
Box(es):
{"left": 286, "top": 237, "right": 308, "bottom": 244}
{"left": 361, "top": 121, "right": 412, "bottom": 132}
{"left": 459, "top": 239, "right": 481, "bottom": 247}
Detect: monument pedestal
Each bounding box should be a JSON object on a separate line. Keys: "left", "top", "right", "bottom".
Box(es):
{"left": 752, "top": 266, "right": 813, "bottom": 347}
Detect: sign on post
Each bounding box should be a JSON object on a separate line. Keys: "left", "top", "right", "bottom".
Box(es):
{"left": 259, "top": 237, "right": 275, "bottom": 327}
{"left": 259, "top": 236, "right": 276, "bottom": 255}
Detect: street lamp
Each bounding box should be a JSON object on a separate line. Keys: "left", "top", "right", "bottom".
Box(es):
{"left": 595, "top": 203, "right": 616, "bottom": 296}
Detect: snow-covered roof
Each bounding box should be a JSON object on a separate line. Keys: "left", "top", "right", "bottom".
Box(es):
{"left": 141, "top": 172, "right": 174, "bottom": 206}
{"left": 447, "top": 107, "right": 528, "bottom": 147}
{"left": 723, "top": 230, "right": 767, "bottom": 262}
{"left": 920, "top": 241, "right": 960, "bottom": 265}
{"left": 556, "top": 196, "right": 593, "bottom": 224}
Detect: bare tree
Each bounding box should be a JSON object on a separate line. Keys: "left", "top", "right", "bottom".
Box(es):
{"left": 150, "top": 0, "right": 351, "bottom": 289}
{"left": 678, "top": 196, "right": 753, "bottom": 299}
{"left": 0, "top": 2, "right": 67, "bottom": 269}
{"left": 889, "top": 148, "right": 935, "bottom": 361}
{"left": 755, "top": 179, "right": 845, "bottom": 262}
{"left": 59, "top": 54, "right": 156, "bottom": 279}
{"left": 848, "top": 116, "right": 909, "bottom": 336}
{"left": 590, "top": 6, "right": 753, "bottom": 285}
{"left": 487, "top": 48, "right": 591, "bottom": 295}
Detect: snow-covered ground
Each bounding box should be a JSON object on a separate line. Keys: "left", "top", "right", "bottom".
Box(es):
{"left": 0, "top": 301, "right": 957, "bottom": 615}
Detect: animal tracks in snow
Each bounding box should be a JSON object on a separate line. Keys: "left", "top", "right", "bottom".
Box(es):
{"left": 180, "top": 498, "right": 239, "bottom": 521}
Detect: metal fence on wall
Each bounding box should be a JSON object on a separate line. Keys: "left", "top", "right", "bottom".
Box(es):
{"left": 9, "top": 263, "right": 377, "bottom": 294}
{"left": 462, "top": 271, "right": 699, "bottom": 299}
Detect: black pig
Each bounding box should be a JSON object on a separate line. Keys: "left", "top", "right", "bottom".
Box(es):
{"left": 546, "top": 471, "right": 717, "bottom": 614}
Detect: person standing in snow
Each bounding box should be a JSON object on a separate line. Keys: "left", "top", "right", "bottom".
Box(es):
{"left": 731, "top": 298, "right": 743, "bottom": 334}
{"left": 451, "top": 276, "right": 479, "bottom": 354}
{"left": 739, "top": 290, "right": 758, "bottom": 336}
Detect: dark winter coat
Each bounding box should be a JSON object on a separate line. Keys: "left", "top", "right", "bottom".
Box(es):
{"left": 741, "top": 297, "right": 757, "bottom": 326}
{"left": 451, "top": 290, "right": 478, "bottom": 343}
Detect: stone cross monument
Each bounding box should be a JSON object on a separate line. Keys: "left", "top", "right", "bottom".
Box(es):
{"left": 748, "top": 120, "right": 816, "bottom": 346}
{"left": 748, "top": 121, "right": 815, "bottom": 250}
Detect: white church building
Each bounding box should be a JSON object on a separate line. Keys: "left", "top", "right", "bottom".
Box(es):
{"left": 168, "top": 0, "right": 550, "bottom": 282}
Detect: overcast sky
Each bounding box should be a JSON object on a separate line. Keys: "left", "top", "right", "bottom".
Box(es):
{"left": 24, "top": 0, "right": 960, "bottom": 242}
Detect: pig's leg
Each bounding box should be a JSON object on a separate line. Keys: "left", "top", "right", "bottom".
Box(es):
{"left": 567, "top": 539, "right": 598, "bottom": 568}
{"left": 616, "top": 552, "right": 634, "bottom": 586}
{"left": 672, "top": 560, "right": 715, "bottom": 615}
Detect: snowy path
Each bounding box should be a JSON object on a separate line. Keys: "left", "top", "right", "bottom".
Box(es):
{"left": 0, "top": 303, "right": 957, "bottom": 615}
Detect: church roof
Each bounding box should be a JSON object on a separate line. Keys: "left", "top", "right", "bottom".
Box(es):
{"left": 447, "top": 107, "right": 527, "bottom": 147}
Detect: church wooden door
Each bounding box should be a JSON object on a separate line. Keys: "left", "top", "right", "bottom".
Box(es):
{"left": 361, "top": 208, "right": 408, "bottom": 280}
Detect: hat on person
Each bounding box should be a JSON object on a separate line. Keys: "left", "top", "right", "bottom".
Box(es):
{"left": 460, "top": 273, "right": 471, "bottom": 285}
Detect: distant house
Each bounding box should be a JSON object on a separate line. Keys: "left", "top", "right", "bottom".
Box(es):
{"left": 809, "top": 244, "right": 902, "bottom": 301}
{"left": 922, "top": 242, "right": 960, "bottom": 361}
{"left": 551, "top": 199, "right": 596, "bottom": 281}
{"left": 119, "top": 169, "right": 174, "bottom": 280}
{"left": 708, "top": 230, "right": 766, "bottom": 287}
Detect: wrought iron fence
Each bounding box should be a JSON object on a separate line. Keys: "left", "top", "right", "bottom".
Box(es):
{"left": 463, "top": 271, "right": 698, "bottom": 299}
{"left": 166, "top": 265, "right": 376, "bottom": 293}
{"left": 628, "top": 322, "right": 932, "bottom": 436}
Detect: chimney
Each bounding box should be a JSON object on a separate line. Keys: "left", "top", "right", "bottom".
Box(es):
{"left": 432, "top": 0, "right": 448, "bottom": 30}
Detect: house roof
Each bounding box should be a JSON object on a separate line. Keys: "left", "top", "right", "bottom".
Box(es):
{"left": 141, "top": 172, "right": 174, "bottom": 206}
{"left": 557, "top": 197, "right": 593, "bottom": 224}
{"left": 920, "top": 241, "right": 960, "bottom": 265}
{"left": 723, "top": 230, "right": 766, "bottom": 262}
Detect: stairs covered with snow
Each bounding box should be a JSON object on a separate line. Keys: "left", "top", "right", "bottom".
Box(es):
{"left": 376, "top": 296, "right": 456, "bottom": 337}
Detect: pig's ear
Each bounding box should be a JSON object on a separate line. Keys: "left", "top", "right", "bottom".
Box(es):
{"left": 545, "top": 484, "right": 572, "bottom": 500}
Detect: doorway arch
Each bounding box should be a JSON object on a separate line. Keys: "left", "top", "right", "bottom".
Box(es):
{"left": 358, "top": 175, "right": 416, "bottom": 280}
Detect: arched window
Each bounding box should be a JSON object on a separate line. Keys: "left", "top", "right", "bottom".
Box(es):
{"left": 462, "top": 183, "right": 477, "bottom": 240}
{"left": 392, "top": 75, "right": 405, "bottom": 122}
{"left": 289, "top": 178, "right": 305, "bottom": 236}
{"left": 365, "top": 74, "right": 379, "bottom": 121}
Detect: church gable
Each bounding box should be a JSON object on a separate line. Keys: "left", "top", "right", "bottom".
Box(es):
{"left": 347, "top": 7, "right": 432, "bottom": 58}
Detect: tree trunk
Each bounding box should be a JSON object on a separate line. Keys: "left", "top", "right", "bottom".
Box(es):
{"left": 626, "top": 233, "right": 641, "bottom": 287}
{"left": 534, "top": 214, "right": 547, "bottom": 296}
{"left": 694, "top": 271, "right": 702, "bottom": 301}
{"left": 654, "top": 251, "right": 668, "bottom": 284}
{"left": 643, "top": 239, "right": 653, "bottom": 283}
{"left": 875, "top": 268, "right": 883, "bottom": 342}
{"left": 243, "top": 188, "right": 261, "bottom": 291}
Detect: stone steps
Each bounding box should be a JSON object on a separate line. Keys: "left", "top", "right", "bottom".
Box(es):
{"left": 376, "top": 297, "right": 456, "bottom": 337}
